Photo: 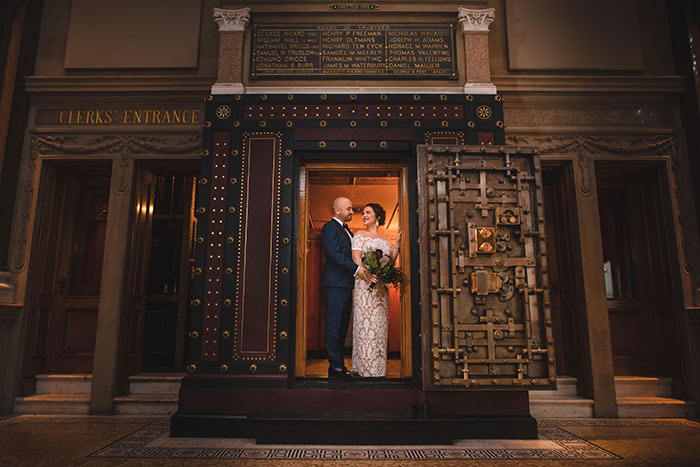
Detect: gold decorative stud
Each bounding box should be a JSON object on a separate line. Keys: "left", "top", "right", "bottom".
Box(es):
{"left": 414, "top": 120, "right": 422, "bottom": 128}
{"left": 287, "top": 94, "right": 294, "bottom": 101}
{"left": 440, "top": 94, "right": 448, "bottom": 101}
{"left": 350, "top": 94, "right": 357, "bottom": 101}
{"left": 201, "top": 149, "right": 210, "bottom": 157}
{"left": 207, "top": 95, "right": 213, "bottom": 101}
{"left": 349, "top": 120, "right": 357, "bottom": 128}
{"left": 233, "top": 120, "right": 240, "bottom": 128}
{"left": 282, "top": 206, "right": 291, "bottom": 214}
{"left": 466, "top": 95, "right": 474, "bottom": 102}
{"left": 286, "top": 120, "right": 293, "bottom": 128}
{"left": 319, "top": 120, "right": 327, "bottom": 128}
{"left": 250, "top": 364, "right": 258, "bottom": 373}
{"left": 188, "top": 331, "right": 199, "bottom": 339}
{"left": 196, "top": 237, "right": 204, "bottom": 244}
{"left": 194, "top": 267, "right": 202, "bottom": 276}
{"left": 494, "top": 94, "right": 503, "bottom": 102}
{"left": 441, "top": 120, "right": 449, "bottom": 128}
{"left": 230, "top": 177, "right": 238, "bottom": 184}
{"left": 260, "top": 95, "right": 268, "bottom": 101}
{"left": 413, "top": 94, "right": 421, "bottom": 101}
{"left": 282, "top": 237, "right": 290, "bottom": 245}
{"left": 496, "top": 121, "right": 504, "bottom": 128}
{"left": 222, "top": 330, "right": 231, "bottom": 339}
{"left": 279, "top": 364, "right": 287, "bottom": 373}
{"left": 467, "top": 121, "right": 475, "bottom": 128}
{"left": 380, "top": 120, "right": 388, "bottom": 128}
{"left": 192, "top": 299, "right": 201, "bottom": 306}
{"left": 204, "top": 121, "right": 212, "bottom": 128}
{"left": 216, "top": 105, "right": 231, "bottom": 120}
{"left": 198, "top": 178, "right": 208, "bottom": 185}
{"left": 234, "top": 94, "right": 242, "bottom": 101}
{"left": 320, "top": 94, "right": 327, "bottom": 101}
{"left": 220, "top": 364, "right": 229, "bottom": 372}
{"left": 187, "top": 364, "right": 197, "bottom": 373}
{"left": 259, "top": 120, "right": 267, "bottom": 128}
{"left": 231, "top": 149, "right": 239, "bottom": 156}
{"left": 225, "top": 267, "right": 233, "bottom": 275}
{"left": 228, "top": 206, "right": 236, "bottom": 214}
{"left": 227, "top": 236, "right": 235, "bottom": 244}
{"left": 349, "top": 141, "right": 357, "bottom": 149}
{"left": 280, "top": 331, "right": 288, "bottom": 340}
{"left": 280, "top": 299, "right": 288, "bottom": 307}
{"left": 379, "top": 141, "right": 387, "bottom": 149}
{"left": 319, "top": 141, "right": 327, "bottom": 149}
{"left": 224, "top": 298, "right": 231, "bottom": 306}
{"left": 284, "top": 149, "right": 293, "bottom": 157}
{"left": 380, "top": 94, "right": 388, "bottom": 101}
{"left": 283, "top": 178, "right": 292, "bottom": 185}
{"left": 196, "top": 207, "right": 206, "bottom": 214}
{"left": 477, "top": 105, "right": 492, "bottom": 119}
{"left": 281, "top": 267, "right": 289, "bottom": 275}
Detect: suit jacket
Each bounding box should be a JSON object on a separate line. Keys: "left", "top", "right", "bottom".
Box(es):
{"left": 320, "top": 219, "right": 357, "bottom": 289}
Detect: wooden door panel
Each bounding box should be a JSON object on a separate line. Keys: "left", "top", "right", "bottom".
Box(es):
{"left": 418, "top": 145, "right": 555, "bottom": 390}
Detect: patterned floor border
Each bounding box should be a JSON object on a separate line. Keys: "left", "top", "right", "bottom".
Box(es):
{"left": 83, "top": 418, "right": 637, "bottom": 461}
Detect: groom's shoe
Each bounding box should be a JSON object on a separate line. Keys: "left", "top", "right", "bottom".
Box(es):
{"left": 328, "top": 367, "right": 351, "bottom": 379}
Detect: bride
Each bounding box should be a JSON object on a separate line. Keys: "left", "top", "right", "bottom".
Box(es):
{"left": 351, "top": 203, "right": 400, "bottom": 378}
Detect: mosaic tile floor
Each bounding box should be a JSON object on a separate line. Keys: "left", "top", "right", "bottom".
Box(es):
{"left": 2, "top": 415, "right": 700, "bottom": 466}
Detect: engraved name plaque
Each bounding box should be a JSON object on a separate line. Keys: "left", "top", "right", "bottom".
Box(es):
{"left": 250, "top": 24, "right": 457, "bottom": 79}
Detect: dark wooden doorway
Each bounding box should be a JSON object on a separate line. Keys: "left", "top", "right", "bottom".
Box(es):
{"left": 542, "top": 164, "right": 586, "bottom": 383}
{"left": 596, "top": 161, "right": 683, "bottom": 381}
{"left": 120, "top": 162, "right": 198, "bottom": 384}
{"left": 23, "top": 162, "right": 111, "bottom": 393}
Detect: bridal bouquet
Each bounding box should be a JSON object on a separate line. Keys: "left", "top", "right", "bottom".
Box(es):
{"left": 361, "top": 248, "right": 403, "bottom": 291}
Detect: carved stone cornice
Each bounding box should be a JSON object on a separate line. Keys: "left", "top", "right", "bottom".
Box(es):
{"left": 458, "top": 7, "right": 495, "bottom": 33}
{"left": 31, "top": 134, "right": 201, "bottom": 156}
{"left": 213, "top": 7, "right": 251, "bottom": 33}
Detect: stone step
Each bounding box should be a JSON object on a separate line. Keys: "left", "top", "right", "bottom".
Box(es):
{"left": 531, "top": 375, "right": 578, "bottom": 397}
{"left": 113, "top": 394, "right": 179, "bottom": 415}
{"left": 614, "top": 376, "right": 672, "bottom": 397}
{"left": 13, "top": 393, "right": 90, "bottom": 414}
{"left": 127, "top": 373, "right": 184, "bottom": 395}
{"left": 616, "top": 396, "right": 696, "bottom": 418}
{"left": 35, "top": 374, "right": 91, "bottom": 394}
{"left": 529, "top": 394, "right": 594, "bottom": 418}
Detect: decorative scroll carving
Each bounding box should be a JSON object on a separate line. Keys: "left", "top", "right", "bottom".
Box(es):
{"left": 458, "top": 8, "right": 496, "bottom": 33}
{"left": 213, "top": 7, "right": 250, "bottom": 32}
{"left": 10, "top": 134, "right": 202, "bottom": 272}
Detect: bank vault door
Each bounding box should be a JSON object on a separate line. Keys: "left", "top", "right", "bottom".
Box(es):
{"left": 418, "top": 145, "right": 556, "bottom": 390}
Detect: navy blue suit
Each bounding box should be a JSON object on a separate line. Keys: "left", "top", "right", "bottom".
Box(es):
{"left": 320, "top": 219, "right": 358, "bottom": 371}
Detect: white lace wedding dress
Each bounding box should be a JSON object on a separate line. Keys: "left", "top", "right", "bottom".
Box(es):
{"left": 351, "top": 234, "right": 393, "bottom": 377}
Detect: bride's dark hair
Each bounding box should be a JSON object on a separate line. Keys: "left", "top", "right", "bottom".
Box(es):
{"left": 364, "top": 203, "right": 386, "bottom": 227}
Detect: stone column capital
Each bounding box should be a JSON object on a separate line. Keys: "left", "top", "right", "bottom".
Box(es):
{"left": 213, "top": 7, "right": 251, "bottom": 33}
{"left": 458, "top": 7, "right": 495, "bottom": 33}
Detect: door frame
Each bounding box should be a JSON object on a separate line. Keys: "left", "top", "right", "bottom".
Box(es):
{"left": 294, "top": 160, "right": 412, "bottom": 378}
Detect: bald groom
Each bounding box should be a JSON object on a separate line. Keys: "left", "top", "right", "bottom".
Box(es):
{"left": 320, "top": 197, "right": 367, "bottom": 379}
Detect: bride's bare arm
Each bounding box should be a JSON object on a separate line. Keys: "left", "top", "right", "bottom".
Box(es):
{"left": 389, "top": 229, "right": 401, "bottom": 262}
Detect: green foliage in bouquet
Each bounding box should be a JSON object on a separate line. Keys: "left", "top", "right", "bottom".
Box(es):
{"left": 361, "top": 248, "right": 403, "bottom": 291}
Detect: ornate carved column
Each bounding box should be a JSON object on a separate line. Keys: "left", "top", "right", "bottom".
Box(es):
{"left": 212, "top": 7, "right": 251, "bottom": 95}
{"left": 458, "top": 7, "right": 497, "bottom": 95}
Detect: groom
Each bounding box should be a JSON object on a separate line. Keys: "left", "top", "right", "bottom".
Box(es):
{"left": 320, "top": 197, "right": 367, "bottom": 378}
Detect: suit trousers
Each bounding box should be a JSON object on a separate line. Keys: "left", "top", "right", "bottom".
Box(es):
{"left": 322, "top": 286, "right": 353, "bottom": 370}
